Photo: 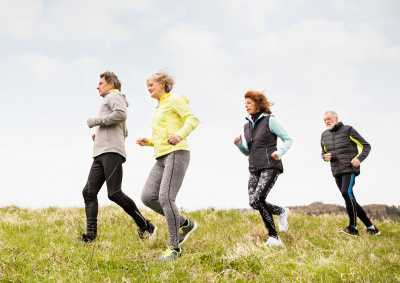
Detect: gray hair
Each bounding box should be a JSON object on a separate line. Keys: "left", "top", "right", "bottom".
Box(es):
{"left": 100, "top": 71, "right": 121, "bottom": 91}
{"left": 148, "top": 72, "right": 175, "bottom": 93}
{"left": 324, "top": 111, "right": 338, "bottom": 118}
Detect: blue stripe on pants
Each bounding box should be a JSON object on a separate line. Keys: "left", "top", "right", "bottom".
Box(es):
{"left": 348, "top": 174, "right": 355, "bottom": 200}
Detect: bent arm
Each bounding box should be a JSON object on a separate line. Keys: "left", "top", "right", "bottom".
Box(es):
{"left": 321, "top": 138, "right": 329, "bottom": 162}
{"left": 269, "top": 116, "right": 292, "bottom": 159}
{"left": 88, "top": 92, "right": 127, "bottom": 128}
{"left": 349, "top": 127, "right": 371, "bottom": 162}
{"left": 235, "top": 134, "right": 249, "bottom": 156}
{"left": 169, "top": 96, "right": 200, "bottom": 139}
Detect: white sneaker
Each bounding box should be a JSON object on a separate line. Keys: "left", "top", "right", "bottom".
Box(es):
{"left": 278, "top": 207, "right": 290, "bottom": 232}
{"left": 266, "top": 236, "right": 283, "bottom": 247}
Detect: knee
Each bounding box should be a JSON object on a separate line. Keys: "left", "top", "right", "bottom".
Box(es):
{"left": 341, "top": 190, "right": 351, "bottom": 199}
{"left": 249, "top": 199, "right": 259, "bottom": 210}
{"left": 141, "top": 192, "right": 156, "bottom": 207}
{"left": 82, "top": 184, "right": 92, "bottom": 200}
{"left": 108, "top": 191, "right": 123, "bottom": 202}
{"left": 159, "top": 193, "right": 174, "bottom": 207}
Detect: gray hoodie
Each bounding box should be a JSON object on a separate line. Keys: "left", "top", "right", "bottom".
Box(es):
{"left": 87, "top": 90, "right": 129, "bottom": 160}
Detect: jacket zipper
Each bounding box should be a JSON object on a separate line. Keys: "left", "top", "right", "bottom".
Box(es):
{"left": 332, "top": 131, "right": 341, "bottom": 174}
{"left": 153, "top": 107, "right": 159, "bottom": 158}
{"left": 266, "top": 148, "right": 270, "bottom": 164}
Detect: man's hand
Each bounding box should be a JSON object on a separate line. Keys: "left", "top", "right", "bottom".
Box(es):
{"left": 167, "top": 134, "right": 182, "bottom": 146}
{"left": 271, "top": 153, "right": 280, "bottom": 161}
{"left": 351, "top": 158, "right": 361, "bottom": 167}
{"left": 324, "top": 153, "right": 332, "bottom": 161}
{"left": 233, "top": 135, "right": 242, "bottom": 144}
{"left": 136, "top": 138, "right": 148, "bottom": 146}
{"left": 92, "top": 134, "right": 95, "bottom": 141}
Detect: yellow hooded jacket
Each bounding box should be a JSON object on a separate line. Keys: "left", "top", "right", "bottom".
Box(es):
{"left": 147, "top": 93, "right": 199, "bottom": 158}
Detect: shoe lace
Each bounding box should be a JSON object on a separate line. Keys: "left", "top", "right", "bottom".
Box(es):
{"left": 179, "top": 227, "right": 183, "bottom": 234}
{"left": 162, "top": 246, "right": 175, "bottom": 257}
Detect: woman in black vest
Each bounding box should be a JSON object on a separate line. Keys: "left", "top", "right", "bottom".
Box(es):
{"left": 234, "top": 91, "right": 293, "bottom": 247}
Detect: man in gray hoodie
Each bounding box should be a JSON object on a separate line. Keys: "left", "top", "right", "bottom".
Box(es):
{"left": 82, "top": 71, "right": 156, "bottom": 242}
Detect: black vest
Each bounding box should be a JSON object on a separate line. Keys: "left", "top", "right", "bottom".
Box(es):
{"left": 244, "top": 115, "right": 284, "bottom": 173}
{"left": 321, "top": 122, "right": 360, "bottom": 177}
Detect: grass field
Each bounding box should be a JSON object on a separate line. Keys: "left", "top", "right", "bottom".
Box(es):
{"left": 1, "top": 205, "right": 399, "bottom": 282}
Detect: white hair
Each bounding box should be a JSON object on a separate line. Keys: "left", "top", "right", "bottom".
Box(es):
{"left": 324, "top": 111, "right": 338, "bottom": 118}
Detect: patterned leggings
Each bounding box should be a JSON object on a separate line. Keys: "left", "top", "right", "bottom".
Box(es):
{"left": 248, "top": 169, "right": 284, "bottom": 237}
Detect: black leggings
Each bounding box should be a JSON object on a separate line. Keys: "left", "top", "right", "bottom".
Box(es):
{"left": 82, "top": 153, "right": 147, "bottom": 236}
{"left": 335, "top": 174, "right": 372, "bottom": 228}
{"left": 248, "top": 169, "right": 284, "bottom": 237}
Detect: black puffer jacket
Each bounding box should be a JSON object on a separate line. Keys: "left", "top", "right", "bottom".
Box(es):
{"left": 321, "top": 122, "right": 371, "bottom": 177}
{"left": 244, "top": 115, "right": 283, "bottom": 173}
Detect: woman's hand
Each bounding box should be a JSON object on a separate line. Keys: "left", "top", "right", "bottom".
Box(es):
{"left": 92, "top": 134, "right": 95, "bottom": 141}
{"left": 136, "top": 137, "right": 148, "bottom": 146}
{"left": 271, "top": 153, "right": 280, "bottom": 161}
{"left": 233, "top": 135, "right": 242, "bottom": 144}
{"left": 167, "top": 134, "right": 182, "bottom": 146}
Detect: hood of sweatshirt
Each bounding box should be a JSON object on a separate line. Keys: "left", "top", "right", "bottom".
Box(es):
{"left": 104, "top": 90, "right": 129, "bottom": 107}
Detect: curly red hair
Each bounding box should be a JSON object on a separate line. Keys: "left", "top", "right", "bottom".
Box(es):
{"left": 244, "top": 90, "right": 273, "bottom": 114}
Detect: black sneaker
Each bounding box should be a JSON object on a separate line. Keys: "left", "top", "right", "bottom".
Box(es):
{"left": 340, "top": 226, "right": 359, "bottom": 236}
{"left": 179, "top": 219, "right": 197, "bottom": 244}
{"left": 81, "top": 233, "right": 96, "bottom": 243}
{"left": 366, "top": 226, "right": 381, "bottom": 236}
{"left": 138, "top": 220, "right": 157, "bottom": 239}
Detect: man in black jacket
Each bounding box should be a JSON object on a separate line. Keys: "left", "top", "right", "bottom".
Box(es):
{"left": 321, "top": 111, "right": 380, "bottom": 236}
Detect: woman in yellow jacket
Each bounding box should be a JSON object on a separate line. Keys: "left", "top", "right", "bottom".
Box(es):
{"left": 136, "top": 72, "right": 199, "bottom": 262}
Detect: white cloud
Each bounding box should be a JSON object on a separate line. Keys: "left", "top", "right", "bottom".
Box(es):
{"left": 0, "top": 0, "right": 44, "bottom": 39}
{"left": 219, "top": 0, "right": 282, "bottom": 32}
{"left": 16, "top": 53, "right": 102, "bottom": 85}
{"left": 0, "top": 0, "right": 151, "bottom": 42}
{"left": 236, "top": 18, "right": 400, "bottom": 102}
{"left": 17, "top": 53, "right": 66, "bottom": 83}
{"left": 161, "top": 22, "right": 231, "bottom": 67}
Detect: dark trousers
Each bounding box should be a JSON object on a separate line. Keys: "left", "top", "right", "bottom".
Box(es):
{"left": 248, "top": 169, "right": 285, "bottom": 237}
{"left": 82, "top": 153, "right": 146, "bottom": 236}
{"left": 335, "top": 174, "right": 372, "bottom": 228}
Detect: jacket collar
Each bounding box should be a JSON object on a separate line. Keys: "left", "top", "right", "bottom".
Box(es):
{"left": 104, "top": 89, "right": 120, "bottom": 98}
{"left": 330, "top": 121, "right": 344, "bottom": 131}
{"left": 246, "top": 113, "right": 268, "bottom": 128}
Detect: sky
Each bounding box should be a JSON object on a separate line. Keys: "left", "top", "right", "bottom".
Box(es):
{"left": 0, "top": 0, "right": 399, "bottom": 210}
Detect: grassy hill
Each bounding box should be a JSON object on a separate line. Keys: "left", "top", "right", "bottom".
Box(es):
{"left": 1, "top": 205, "right": 399, "bottom": 282}
{"left": 289, "top": 202, "right": 400, "bottom": 223}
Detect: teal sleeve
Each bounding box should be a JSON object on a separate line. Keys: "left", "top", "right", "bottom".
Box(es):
{"left": 235, "top": 133, "right": 249, "bottom": 156}
{"left": 269, "top": 116, "right": 293, "bottom": 159}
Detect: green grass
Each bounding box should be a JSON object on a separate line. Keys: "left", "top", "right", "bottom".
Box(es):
{"left": 1, "top": 206, "right": 399, "bottom": 282}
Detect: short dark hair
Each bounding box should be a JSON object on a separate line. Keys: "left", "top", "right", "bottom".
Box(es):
{"left": 244, "top": 90, "right": 274, "bottom": 114}
{"left": 100, "top": 71, "right": 121, "bottom": 91}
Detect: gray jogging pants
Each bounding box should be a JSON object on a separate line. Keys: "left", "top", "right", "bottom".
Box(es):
{"left": 141, "top": 150, "right": 190, "bottom": 248}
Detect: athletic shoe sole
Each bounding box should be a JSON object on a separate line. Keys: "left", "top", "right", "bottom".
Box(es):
{"left": 149, "top": 225, "right": 158, "bottom": 238}
{"left": 368, "top": 230, "right": 381, "bottom": 236}
{"left": 179, "top": 222, "right": 197, "bottom": 245}
{"left": 278, "top": 208, "right": 290, "bottom": 232}
{"left": 340, "top": 230, "right": 358, "bottom": 237}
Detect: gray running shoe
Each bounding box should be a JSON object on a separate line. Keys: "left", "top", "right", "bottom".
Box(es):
{"left": 157, "top": 246, "right": 182, "bottom": 262}
{"left": 179, "top": 219, "right": 197, "bottom": 244}
{"left": 137, "top": 220, "right": 157, "bottom": 239}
